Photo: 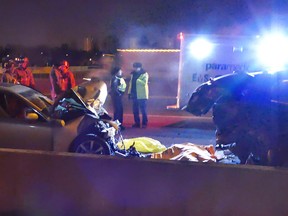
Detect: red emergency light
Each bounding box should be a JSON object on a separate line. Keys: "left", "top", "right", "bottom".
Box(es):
{"left": 177, "top": 32, "right": 184, "bottom": 40}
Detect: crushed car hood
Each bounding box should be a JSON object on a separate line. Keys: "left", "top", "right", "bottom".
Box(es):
{"left": 51, "top": 77, "right": 108, "bottom": 121}
{"left": 73, "top": 77, "right": 108, "bottom": 106}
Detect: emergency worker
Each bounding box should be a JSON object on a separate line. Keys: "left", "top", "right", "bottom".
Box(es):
{"left": 128, "top": 62, "right": 149, "bottom": 128}
{"left": 1, "top": 59, "right": 18, "bottom": 84}
{"left": 110, "top": 66, "right": 126, "bottom": 130}
{"left": 14, "top": 57, "right": 35, "bottom": 88}
{"left": 49, "top": 60, "right": 76, "bottom": 101}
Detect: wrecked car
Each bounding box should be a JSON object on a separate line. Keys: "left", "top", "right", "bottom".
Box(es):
{"left": 185, "top": 70, "right": 288, "bottom": 166}
{"left": 0, "top": 78, "right": 139, "bottom": 157}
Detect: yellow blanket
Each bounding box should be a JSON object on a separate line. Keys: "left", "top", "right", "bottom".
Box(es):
{"left": 117, "top": 137, "right": 167, "bottom": 153}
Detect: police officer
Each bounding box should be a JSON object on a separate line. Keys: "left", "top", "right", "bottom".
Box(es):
{"left": 49, "top": 60, "right": 76, "bottom": 101}
{"left": 14, "top": 57, "right": 35, "bottom": 88}
{"left": 128, "top": 62, "right": 149, "bottom": 128}
{"left": 110, "top": 66, "right": 126, "bottom": 130}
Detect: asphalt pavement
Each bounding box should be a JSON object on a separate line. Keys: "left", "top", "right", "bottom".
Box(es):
{"left": 102, "top": 93, "right": 217, "bottom": 147}
{"left": 118, "top": 112, "right": 216, "bottom": 148}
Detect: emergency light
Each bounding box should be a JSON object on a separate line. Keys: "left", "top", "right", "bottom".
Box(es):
{"left": 189, "top": 38, "right": 214, "bottom": 60}
{"left": 256, "top": 33, "right": 288, "bottom": 70}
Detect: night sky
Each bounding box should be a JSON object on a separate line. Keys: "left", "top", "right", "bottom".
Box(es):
{"left": 0, "top": 0, "right": 286, "bottom": 48}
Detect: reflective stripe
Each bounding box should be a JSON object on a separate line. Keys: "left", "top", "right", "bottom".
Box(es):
{"left": 118, "top": 77, "right": 126, "bottom": 92}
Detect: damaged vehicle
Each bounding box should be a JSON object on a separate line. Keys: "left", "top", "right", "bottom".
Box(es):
{"left": 185, "top": 70, "right": 288, "bottom": 166}
{"left": 0, "top": 78, "right": 140, "bottom": 157}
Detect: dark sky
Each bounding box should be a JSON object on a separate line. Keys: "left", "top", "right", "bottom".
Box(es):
{"left": 0, "top": 0, "right": 286, "bottom": 49}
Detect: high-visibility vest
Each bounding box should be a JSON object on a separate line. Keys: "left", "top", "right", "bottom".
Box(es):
{"left": 128, "top": 72, "right": 149, "bottom": 99}
{"left": 118, "top": 77, "right": 126, "bottom": 93}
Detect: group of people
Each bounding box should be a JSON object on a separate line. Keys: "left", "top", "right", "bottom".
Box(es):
{"left": 110, "top": 62, "right": 149, "bottom": 130}
{"left": 1, "top": 57, "right": 35, "bottom": 88}
{"left": 1, "top": 58, "right": 76, "bottom": 101}
{"left": 1, "top": 57, "right": 149, "bottom": 129}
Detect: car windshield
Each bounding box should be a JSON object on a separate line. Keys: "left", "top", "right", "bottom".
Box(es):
{"left": 16, "top": 87, "right": 53, "bottom": 116}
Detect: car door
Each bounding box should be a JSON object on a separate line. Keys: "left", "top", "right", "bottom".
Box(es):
{"left": 0, "top": 92, "right": 54, "bottom": 151}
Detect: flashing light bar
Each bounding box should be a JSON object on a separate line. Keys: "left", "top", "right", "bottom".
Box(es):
{"left": 256, "top": 33, "right": 288, "bottom": 69}
{"left": 117, "top": 49, "right": 180, "bottom": 53}
{"left": 189, "top": 38, "right": 214, "bottom": 60}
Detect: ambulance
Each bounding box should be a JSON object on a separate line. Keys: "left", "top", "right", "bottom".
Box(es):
{"left": 170, "top": 32, "right": 288, "bottom": 109}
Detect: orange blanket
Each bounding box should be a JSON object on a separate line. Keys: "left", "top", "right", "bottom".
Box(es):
{"left": 151, "top": 143, "right": 217, "bottom": 162}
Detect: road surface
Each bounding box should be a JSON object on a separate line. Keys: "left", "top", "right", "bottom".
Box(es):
{"left": 119, "top": 112, "right": 216, "bottom": 148}
{"left": 103, "top": 95, "right": 216, "bottom": 148}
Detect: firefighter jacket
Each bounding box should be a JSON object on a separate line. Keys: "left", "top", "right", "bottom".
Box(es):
{"left": 128, "top": 70, "right": 149, "bottom": 99}
{"left": 50, "top": 67, "right": 76, "bottom": 100}
{"left": 1, "top": 70, "right": 18, "bottom": 84}
{"left": 14, "top": 67, "right": 35, "bottom": 88}
{"left": 110, "top": 75, "right": 126, "bottom": 96}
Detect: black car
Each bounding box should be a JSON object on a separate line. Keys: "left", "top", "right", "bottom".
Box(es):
{"left": 185, "top": 70, "right": 288, "bottom": 166}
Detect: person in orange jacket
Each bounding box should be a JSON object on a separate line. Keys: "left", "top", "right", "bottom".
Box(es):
{"left": 49, "top": 60, "right": 76, "bottom": 101}
{"left": 14, "top": 57, "right": 35, "bottom": 88}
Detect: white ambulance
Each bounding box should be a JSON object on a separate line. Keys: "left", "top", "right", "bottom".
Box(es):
{"left": 171, "top": 32, "right": 288, "bottom": 109}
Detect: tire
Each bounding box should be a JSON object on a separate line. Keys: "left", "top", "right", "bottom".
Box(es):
{"left": 69, "top": 134, "right": 112, "bottom": 155}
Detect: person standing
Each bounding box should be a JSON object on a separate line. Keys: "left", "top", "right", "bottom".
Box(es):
{"left": 14, "top": 57, "right": 35, "bottom": 88}
{"left": 128, "top": 62, "right": 149, "bottom": 128}
{"left": 49, "top": 60, "right": 76, "bottom": 101}
{"left": 110, "top": 66, "right": 126, "bottom": 130}
{"left": 1, "top": 59, "right": 18, "bottom": 84}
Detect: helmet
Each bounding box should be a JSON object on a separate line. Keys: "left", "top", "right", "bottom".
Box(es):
{"left": 111, "top": 66, "right": 121, "bottom": 75}
{"left": 23, "top": 57, "right": 29, "bottom": 63}
{"left": 4, "top": 59, "right": 15, "bottom": 69}
{"left": 60, "top": 60, "right": 70, "bottom": 68}
{"left": 18, "top": 57, "right": 29, "bottom": 63}
{"left": 133, "top": 62, "right": 142, "bottom": 68}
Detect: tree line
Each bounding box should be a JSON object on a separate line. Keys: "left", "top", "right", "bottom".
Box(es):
{"left": 0, "top": 35, "right": 120, "bottom": 67}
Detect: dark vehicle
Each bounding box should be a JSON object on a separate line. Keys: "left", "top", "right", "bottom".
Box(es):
{"left": 185, "top": 70, "right": 288, "bottom": 166}
{"left": 0, "top": 78, "right": 138, "bottom": 156}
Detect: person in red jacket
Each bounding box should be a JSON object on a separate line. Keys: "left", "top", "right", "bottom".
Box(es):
{"left": 14, "top": 57, "right": 35, "bottom": 88}
{"left": 49, "top": 60, "right": 76, "bottom": 101}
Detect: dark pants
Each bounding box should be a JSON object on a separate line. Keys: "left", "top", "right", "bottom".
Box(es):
{"left": 132, "top": 99, "right": 148, "bottom": 126}
{"left": 111, "top": 95, "right": 124, "bottom": 124}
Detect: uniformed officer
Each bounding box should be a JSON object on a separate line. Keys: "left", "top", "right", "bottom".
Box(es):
{"left": 110, "top": 66, "right": 127, "bottom": 130}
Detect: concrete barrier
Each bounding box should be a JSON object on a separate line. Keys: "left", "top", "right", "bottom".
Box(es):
{"left": 0, "top": 148, "right": 288, "bottom": 216}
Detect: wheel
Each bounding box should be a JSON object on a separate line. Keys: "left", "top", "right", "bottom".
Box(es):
{"left": 69, "top": 134, "right": 112, "bottom": 155}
